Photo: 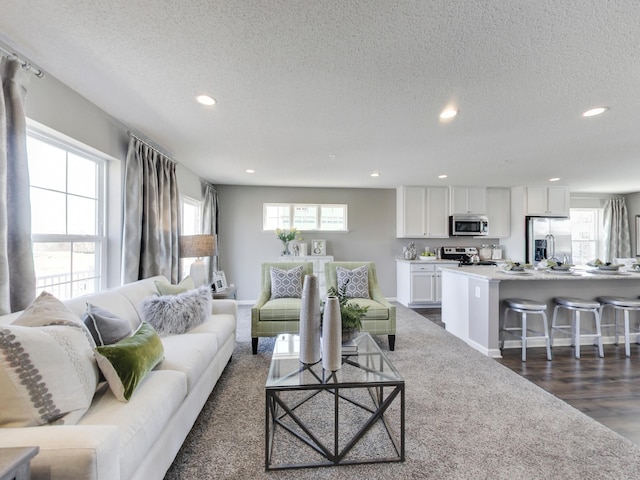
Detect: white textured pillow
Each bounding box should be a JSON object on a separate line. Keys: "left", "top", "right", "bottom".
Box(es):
{"left": 336, "top": 266, "right": 371, "bottom": 299}
{"left": 0, "top": 292, "right": 99, "bottom": 427}
{"left": 270, "top": 266, "right": 303, "bottom": 299}
{"left": 141, "top": 285, "right": 212, "bottom": 336}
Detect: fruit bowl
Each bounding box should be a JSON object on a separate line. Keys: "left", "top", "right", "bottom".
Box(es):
{"left": 419, "top": 255, "right": 437, "bottom": 261}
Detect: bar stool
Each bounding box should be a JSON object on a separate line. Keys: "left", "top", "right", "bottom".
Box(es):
{"left": 500, "top": 298, "right": 552, "bottom": 361}
{"left": 597, "top": 296, "right": 640, "bottom": 357}
{"left": 550, "top": 297, "right": 604, "bottom": 359}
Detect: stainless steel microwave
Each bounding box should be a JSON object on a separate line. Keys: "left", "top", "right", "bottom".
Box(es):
{"left": 449, "top": 215, "right": 489, "bottom": 236}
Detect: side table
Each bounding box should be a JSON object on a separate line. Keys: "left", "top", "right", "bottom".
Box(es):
{"left": 0, "top": 447, "right": 39, "bottom": 480}
{"left": 212, "top": 285, "right": 238, "bottom": 300}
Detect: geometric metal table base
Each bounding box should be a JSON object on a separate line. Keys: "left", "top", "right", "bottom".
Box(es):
{"left": 265, "top": 333, "right": 405, "bottom": 470}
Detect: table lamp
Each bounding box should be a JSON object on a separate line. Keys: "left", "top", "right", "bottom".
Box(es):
{"left": 179, "top": 234, "right": 217, "bottom": 286}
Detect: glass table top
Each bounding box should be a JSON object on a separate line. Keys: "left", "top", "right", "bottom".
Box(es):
{"left": 266, "top": 332, "right": 403, "bottom": 388}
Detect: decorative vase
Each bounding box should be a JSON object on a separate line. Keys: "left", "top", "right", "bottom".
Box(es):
{"left": 322, "top": 296, "right": 342, "bottom": 371}
{"left": 282, "top": 241, "right": 291, "bottom": 255}
{"left": 299, "top": 274, "right": 321, "bottom": 364}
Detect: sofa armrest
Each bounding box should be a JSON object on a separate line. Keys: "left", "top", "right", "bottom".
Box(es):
{"left": 0, "top": 425, "right": 121, "bottom": 480}
{"left": 211, "top": 299, "right": 238, "bottom": 317}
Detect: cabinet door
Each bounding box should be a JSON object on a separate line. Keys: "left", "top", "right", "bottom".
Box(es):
{"left": 411, "top": 272, "right": 436, "bottom": 302}
{"left": 486, "top": 188, "right": 510, "bottom": 237}
{"left": 434, "top": 272, "right": 442, "bottom": 302}
{"left": 546, "top": 187, "right": 570, "bottom": 216}
{"left": 426, "top": 187, "right": 449, "bottom": 237}
{"left": 398, "top": 186, "right": 426, "bottom": 237}
{"left": 467, "top": 187, "right": 487, "bottom": 214}
{"left": 525, "top": 186, "right": 548, "bottom": 215}
{"left": 450, "top": 187, "right": 486, "bottom": 214}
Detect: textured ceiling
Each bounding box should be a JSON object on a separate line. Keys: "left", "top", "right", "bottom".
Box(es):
{"left": 1, "top": 0, "right": 639, "bottom": 192}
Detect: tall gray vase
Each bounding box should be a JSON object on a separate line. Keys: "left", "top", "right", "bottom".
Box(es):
{"left": 322, "top": 295, "right": 342, "bottom": 371}
{"left": 299, "top": 274, "right": 321, "bottom": 364}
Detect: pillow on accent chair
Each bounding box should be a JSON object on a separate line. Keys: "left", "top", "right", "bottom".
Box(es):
{"left": 336, "top": 265, "right": 370, "bottom": 299}
{"left": 270, "top": 265, "right": 303, "bottom": 299}
{"left": 141, "top": 285, "right": 212, "bottom": 336}
{"left": 94, "top": 323, "right": 164, "bottom": 402}
{"left": 0, "top": 292, "right": 99, "bottom": 427}
{"left": 83, "top": 303, "right": 136, "bottom": 346}
{"left": 155, "top": 276, "right": 195, "bottom": 296}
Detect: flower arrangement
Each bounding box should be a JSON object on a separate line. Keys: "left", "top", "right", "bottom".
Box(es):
{"left": 275, "top": 228, "right": 300, "bottom": 243}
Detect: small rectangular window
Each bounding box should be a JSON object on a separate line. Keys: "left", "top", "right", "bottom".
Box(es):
{"left": 263, "top": 203, "right": 347, "bottom": 231}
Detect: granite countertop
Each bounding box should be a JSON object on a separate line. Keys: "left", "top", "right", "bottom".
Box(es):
{"left": 440, "top": 265, "right": 640, "bottom": 281}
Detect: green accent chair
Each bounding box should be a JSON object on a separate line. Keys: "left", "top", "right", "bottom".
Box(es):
{"left": 325, "top": 261, "right": 397, "bottom": 350}
{"left": 251, "top": 262, "right": 314, "bottom": 354}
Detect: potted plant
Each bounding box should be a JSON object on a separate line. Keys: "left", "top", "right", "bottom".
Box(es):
{"left": 326, "top": 279, "right": 369, "bottom": 341}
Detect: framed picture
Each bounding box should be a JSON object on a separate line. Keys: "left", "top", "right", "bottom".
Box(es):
{"left": 212, "top": 271, "right": 228, "bottom": 291}
{"left": 311, "top": 239, "right": 326, "bottom": 256}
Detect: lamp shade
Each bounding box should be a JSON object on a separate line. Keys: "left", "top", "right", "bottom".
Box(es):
{"left": 179, "top": 234, "right": 217, "bottom": 258}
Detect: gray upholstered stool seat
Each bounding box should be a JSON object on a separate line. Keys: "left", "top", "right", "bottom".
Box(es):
{"left": 597, "top": 296, "right": 640, "bottom": 357}
{"left": 500, "top": 298, "right": 552, "bottom": 361}
{"left": 551, "top": 297, "right": 603, "bottom": 359}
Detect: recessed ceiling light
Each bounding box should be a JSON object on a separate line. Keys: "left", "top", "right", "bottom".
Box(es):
{"left": 371, "top": 172, "right": 380, "bottom": 177}
{"left": 245, "top": 169, "right": 255, "bottom": 174}
{"left": 438, "top": 174, "right": 448, "bottom": 179}
{"left": 328, "top": 154, "right": 336, "bottom": 159}
{"left": 439, "top": 108, "right": 458, "bottom": 120}
{"left": 196, "top": 94, "right": 216, "bottom": 106}
{"left": 549, "top": 177, "right": 560, "bottom": 182}
{"left": 582, "top": 107, "right": 608, "bottom": 117}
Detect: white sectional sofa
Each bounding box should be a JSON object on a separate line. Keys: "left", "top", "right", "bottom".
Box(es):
{"left": 0, "top": 275, "right": 237, "bottom": 480}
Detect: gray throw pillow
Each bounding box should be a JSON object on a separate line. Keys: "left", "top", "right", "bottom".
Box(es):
{"left": 141, "top": 286, "right": 212, "bottom": 336}
{"left": 83, "top": 304, "right": 135, "bottom": 346}
{"left": 336, "top": 265, "right": 370, "bottom": 299}
{"left": 270, "top": 266, "right": 303, "bottom": 299}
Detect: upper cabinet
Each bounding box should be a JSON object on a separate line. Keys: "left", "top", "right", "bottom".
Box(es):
{"left": 397, "top": 186, "right": 449, "bottom": 238}
{"left": 525, "top": 186, "right": 570, "bottom": 216}
{"left": 449, "top": 187, "right": 487, "bottom": 215}
{"left": 485, "top": 187, "right": 510, "bottom": 237}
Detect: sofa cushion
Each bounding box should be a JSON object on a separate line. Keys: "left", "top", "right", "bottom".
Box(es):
{"left": 79, "top": 370, "right": 187, "bottom": 480}
{"left": 94, "top": 323, "right": 165, "bottom": 402}
{"left": 155, "top": 276, "right": 195, "bottom": 296}
{"left": 187, "top": 313, "right": 236, "bottom": 349}
{"left": 337, "top": 265, "right": 370, "bottom": 299}
{"left": 258, "top": 298, "right": 302, "bottom": 321}
{"left": 158, "top": 333, "right": 218, "bottom": 391}
{"left": 0, "top": 293, "right": 100, "bottom": 427}
{"left": 270, "top": 265, "right": 303, "bottom": 299}
{"left": 141, "top": 286, "right": 212, "bottom": 336}
{"left": 83, "top": 303, "right": 136, "bottom": 346}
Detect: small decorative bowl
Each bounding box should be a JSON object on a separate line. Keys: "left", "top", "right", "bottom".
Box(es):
{"left": 551, "top": 265, "right": 572, "bottom": 271}
{"left": 419, "top": 255, "right": 436, "bottom": 261}
{"left": 597, "top": 265, "right": 620, "bottom": 271}
{"left": 508, "top": 266, "right": 525, "bottom": 272}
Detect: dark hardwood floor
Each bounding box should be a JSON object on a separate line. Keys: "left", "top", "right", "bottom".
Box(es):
{"left": 413, "top": 308, "right": 640, "bottom": 446}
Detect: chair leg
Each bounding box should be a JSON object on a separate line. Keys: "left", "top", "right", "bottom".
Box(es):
{"left": 252, "top": 337, "right": 258, "bottom": 355}
{"left": 388, "top": 334, "right": 396, "bottom": 351}
{"left": 541, "top": 311, "right": 552, "bottom": 361}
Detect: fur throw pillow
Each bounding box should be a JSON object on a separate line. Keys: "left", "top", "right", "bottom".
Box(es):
{"left": 141, "top": 286, "right": 212, "bottom": 336}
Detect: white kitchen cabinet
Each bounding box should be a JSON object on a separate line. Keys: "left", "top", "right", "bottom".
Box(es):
{"left": 485, "top": 187, "right": 511, "bottom": 237}
{"left": 396, "top": 186, "right": 449, "bottom": 238}
{"left": 278, "top": 255, "right": 333, "bottom": 296}
{"left": 449, "top": 186, "right": 487, "bottom": 215}
{"left": 396, "top": 261, "right": 445, "bottom": 307}
{"left": 525, "top": 186, "right": 570, "bottom": 216}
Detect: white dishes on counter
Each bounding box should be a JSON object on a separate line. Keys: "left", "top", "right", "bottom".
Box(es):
{"left": 587, "top": 268, "right": 628, "bottom": 275}
{"left": 501, "top": 269, "right": 532, "bottom": 275}
{"left": 544, "top": 268, "right": 576, "bottom": 275}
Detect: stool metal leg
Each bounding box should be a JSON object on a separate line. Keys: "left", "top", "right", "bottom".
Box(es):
{"left": 521, "top": 312, "right": 527, "bottom": 362}
{"left": 575, "top": 311, "right": 581, "bottom": 359}
{"left": 541, "top": 310, "right": 552, "bottom": 361}
{"left": 624, "top": 310, "right": 631, "bottom": 357}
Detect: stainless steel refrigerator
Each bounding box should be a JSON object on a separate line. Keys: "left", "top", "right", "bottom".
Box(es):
{"left": 526, "top": 216, "right": 573, "bottom": 264}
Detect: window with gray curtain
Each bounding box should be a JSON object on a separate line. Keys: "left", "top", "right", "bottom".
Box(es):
{"left": 121, "top": 136, "right": 180, "bottom": 283}
{"left": 603, "top": 197, "right": 630, "bottom": 262}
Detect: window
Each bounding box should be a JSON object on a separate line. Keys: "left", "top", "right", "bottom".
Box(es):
{"left": 570, "top": 208, "right": 603, "bottom": 265}
{"left": 28, "top": 130, "right": 106, "bottom": 300}
{"left": 263, "top": 203, "right": 347, "bottom": 231}
{"left": 180, "top": 195, "right": 203, "bottom": 279}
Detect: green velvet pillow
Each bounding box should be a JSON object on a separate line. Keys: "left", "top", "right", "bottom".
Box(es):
{"left": 94, "top": 323, "right": 164, "bottom": 402}
{"left": 155, "top": 276, "right": 195, "bottom": 296}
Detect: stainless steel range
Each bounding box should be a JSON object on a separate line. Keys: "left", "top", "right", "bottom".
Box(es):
{"left": 441, "top": 246, "right": 497, "bottom": 266}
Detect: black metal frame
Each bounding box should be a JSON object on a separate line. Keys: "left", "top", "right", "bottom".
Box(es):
{"left": 265, "top": 354, "right": 405, "bottom": 470}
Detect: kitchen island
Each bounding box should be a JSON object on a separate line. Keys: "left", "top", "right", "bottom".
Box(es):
{"left": 441, "top": 265, "right": 640, "bottom": 357}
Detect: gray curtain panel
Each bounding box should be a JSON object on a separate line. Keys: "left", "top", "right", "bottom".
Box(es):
{"left": 121, "top": 136, "right": 180, "bottom": 284}
{"left": 0, "top": 56, "right": 35, "bottom": 314}
{"left": 603, "top": 197, "right": 631, "bottom": 262}
{"left": 202, "top": 182, "right": 219, "bottom": 276}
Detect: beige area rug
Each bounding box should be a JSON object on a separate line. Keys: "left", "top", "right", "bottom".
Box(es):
{"left": 164, "top": 304, "right": 640, "bottom": 479}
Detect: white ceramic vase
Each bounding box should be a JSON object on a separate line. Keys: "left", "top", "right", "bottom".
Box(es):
{"left": 299, "top": 274, "right": 321, "bottom": 364}
{"left": 322, "top": 295, "right": 342, "bottom": 372}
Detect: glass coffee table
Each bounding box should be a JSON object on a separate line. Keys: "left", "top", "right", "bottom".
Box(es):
{"left": 265, "top": 332, "right": 405, "bottom": 470}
